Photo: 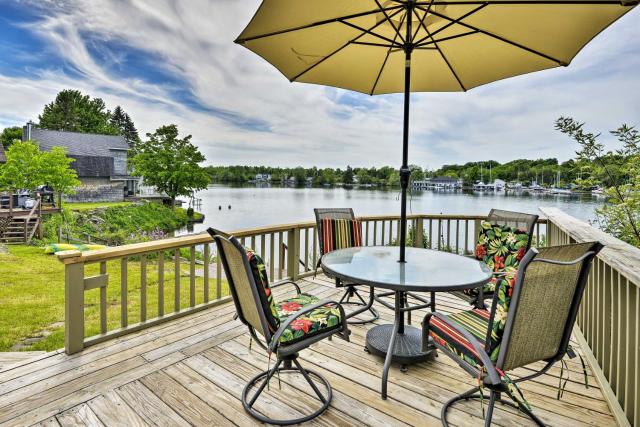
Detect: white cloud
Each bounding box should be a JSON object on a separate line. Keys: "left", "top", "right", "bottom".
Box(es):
{"left": 1, "top": 0, "right": 639, "bottom": 169}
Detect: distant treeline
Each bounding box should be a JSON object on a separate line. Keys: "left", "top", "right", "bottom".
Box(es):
{"left": 205, "top": 155, "right": 622, "bottom": 188}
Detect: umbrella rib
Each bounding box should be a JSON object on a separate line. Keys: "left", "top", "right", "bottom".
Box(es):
{"left": 415, "top": 30, "right": 479, "bottom": 47}
{"left": 290, "top": 7, "right": 405, "bottom": 82}
{"left": 375, "top": 0, "right": 406, "bottom": 44}
{"left": 418, "top": 5, "right": 569, "bottom": 65}
{"left": 370, "top": 11, "right": 409, "bottom": 95}
{"left": 413, "top": 4, "right": 488, "bottom": 46}
{"left": 412, "top": 0, "right": 435, "bottom": 42}
{"left": 413, "top": 1, "right": 634, "bottom": 5}
{"left": 235, "top": 6, "right": 403, "bottom": 44}
{"left": 339, "top": 21, "right": 404, "bottom": 47}
{"left": 414, "top": 8, "right": 468, "bottom": 91}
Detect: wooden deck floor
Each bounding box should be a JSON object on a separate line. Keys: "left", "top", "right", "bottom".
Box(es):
{"left": 0, "top": 275, "right": 616, "bottom": 427}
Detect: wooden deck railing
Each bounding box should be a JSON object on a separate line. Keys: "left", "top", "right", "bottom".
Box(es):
{"left": 541, "top": 207, "right": 640, "bottom": 427}
{"left": 57, "top": 213, "right": 548, "bottom": 356}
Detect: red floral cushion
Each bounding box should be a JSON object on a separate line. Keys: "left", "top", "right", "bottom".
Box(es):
{"left": 245, "top": 248, "right": 280, "bottom": 332}
{"left": 275, "top": 293, "right": 342, "bottom": 345}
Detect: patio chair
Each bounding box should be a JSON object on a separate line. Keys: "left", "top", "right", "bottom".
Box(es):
{"left": 210, "top": 230, "right": 350, "bottom": 425}
{"left": 451, "top": 209, "right": 539, "bottom": 309}
{"left": 314, "top": 208, "right": 379, "bottom": 324}
{"left": 423, "top": 241, "right": 603, "bottom": 426}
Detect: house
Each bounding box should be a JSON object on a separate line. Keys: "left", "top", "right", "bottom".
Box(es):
{"left": 21, "top": 121, "right": 138, "bottom": 197}
{"left": 255, "top": 173, "right": 272, "bottom": 182}
{"left": 0, "top": 143, "right": 5, "bottom": 163}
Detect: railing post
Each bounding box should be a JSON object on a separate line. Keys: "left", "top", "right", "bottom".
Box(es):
{"left": 287, "top": 227, "right": 300, "bottom": 281}
{"left": 64, "top": 258, "right": 85, "bottom": 354}
{"left": 414, "top": 217, "right": 424, "bottom": 248}
{"left": 473, "top": 219, "right": 482, "bottom": 247}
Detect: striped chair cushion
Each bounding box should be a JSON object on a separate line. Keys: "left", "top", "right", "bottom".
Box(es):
{"left": 319, "top": 218, "right": 362, "bottom": 255}
{"left": 429, "top": 309, "right": 497, "bottom": 368}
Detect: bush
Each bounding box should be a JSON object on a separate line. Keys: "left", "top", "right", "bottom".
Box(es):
{"left": 41, "top": 202, "right": 191, "bottom": 245}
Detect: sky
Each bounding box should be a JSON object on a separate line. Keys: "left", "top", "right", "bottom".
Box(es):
{"left": 0, "top": 0, "right": 638, "bottom": 169}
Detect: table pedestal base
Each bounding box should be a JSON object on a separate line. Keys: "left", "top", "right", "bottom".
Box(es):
{"left": 366, "top": 324, "right": 434, "bottom": 365}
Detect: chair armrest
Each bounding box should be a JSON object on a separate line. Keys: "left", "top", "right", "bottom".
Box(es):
{"left": 269, "top": 300, "right": 348, "bottom": 352}
{"left": 427, "top": 312, "right": 501, "bottom": 385}
{"left": 270, "top": 280, "right": 301, "bottom": 294}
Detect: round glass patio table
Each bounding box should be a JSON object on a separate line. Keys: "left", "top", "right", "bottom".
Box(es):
{"left": 321, "top": 246, "right": 492, "bottom": 399}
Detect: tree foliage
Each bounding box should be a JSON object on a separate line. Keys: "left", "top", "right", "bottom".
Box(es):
{"left": 131, "top": 125, "right": 210, "bottom": 205}
{"left": 0, "top": 141, "right": 80, "bottom": 193}
{"left": 555, "top": 117, "right": 640, "bottom": 247}
{"left": 39, "top": 90, "right": 119, "bottom": 135}
{"left": 0, "top": 126, "right": 22, "bottom": 149}
{"left": 109, "top": 105, "right": 140, "bottom": 145}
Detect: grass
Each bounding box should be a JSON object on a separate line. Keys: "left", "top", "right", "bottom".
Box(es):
{"left": 61, "top": 201, "right": 133, "bottom": 211}
{"left": 0, "top": 245, "right": 229, "bottom": 352}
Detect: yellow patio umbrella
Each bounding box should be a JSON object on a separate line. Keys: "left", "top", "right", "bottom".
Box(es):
{"left": 235, "top": 0, "right": 638, "bottom": 262}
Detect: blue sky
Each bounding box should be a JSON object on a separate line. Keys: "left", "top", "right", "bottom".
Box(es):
{"left": 0, "top": 0, "right": 638, "bottom": 169}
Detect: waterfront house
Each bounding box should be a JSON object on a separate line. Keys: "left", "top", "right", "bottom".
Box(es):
{"left": 255, "top": 173, "right": 272, "bottom": 182}
{"left": 20, "top": 121, "right": 138, "bottom": 198}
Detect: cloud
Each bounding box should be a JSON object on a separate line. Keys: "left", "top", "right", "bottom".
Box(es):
{"left": 0, "top": 0, "right": 638, "bottom": 169}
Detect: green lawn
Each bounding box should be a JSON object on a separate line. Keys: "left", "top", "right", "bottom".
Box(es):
{"left": 62, "top": 201, "right": 133, "bottom": 211}
{"left": 0, "top": 245, "right": 228, "bottom": 352}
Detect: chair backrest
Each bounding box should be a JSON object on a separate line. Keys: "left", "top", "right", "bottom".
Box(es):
{"left": 314, "top": 208, "right": 361, "bottom": 256}
{"left": 210, "top": 231, "right": 280, "bottom": 342}
{"left": 496, "top": 241, "right": 603, "bottom": 371}
{"left": 487, "top": 209, "right": 539, "bottom": 249}
{"left": 475, "top": 209, "right": 539, "bottom": 275}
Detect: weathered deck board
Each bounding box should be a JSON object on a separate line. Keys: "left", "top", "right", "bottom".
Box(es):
{"left": 0, "top": 275, "right": 618, "bottom": 427}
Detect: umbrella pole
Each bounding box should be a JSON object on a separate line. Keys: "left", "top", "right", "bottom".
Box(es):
{"left": 399, "top": 3, "right": 413, "bottom": 263}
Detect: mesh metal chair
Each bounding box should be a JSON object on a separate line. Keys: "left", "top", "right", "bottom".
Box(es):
{"left": 211, "top": 230, "right": 350, "bottom": 425}
{"left": 314, "top": 208, "right": 379, "bottom": 324}
{"left": 451, "top": 209, "right": 539, "bottom": 309}
{"left": 423, "top": 241, "right": 603, "bottom": 426}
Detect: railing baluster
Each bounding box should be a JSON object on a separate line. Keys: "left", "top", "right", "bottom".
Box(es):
{"left": 158, "top": 252, "right": 165, "bottom": 316}
{"left": 278, "top": 232, "right": 284, "bottom": 280}
{"left": 251, "top": 236, "right": 256, "bottom": 251}
{"left": 464, "top": 220, "right": 469, "bottom": 254}
{"left": 174, "top": 249, "right": 180, "bottom": 312}
{"left": 190, "top": 246, "right": 196, "bottom": 307}
{"left": 100, "top": 261, "right": 107, "bottom": 335}
{"left": 216, "top": 254, "right": 222, "bottom": 300}
{"left": 121, "top": 258, "right": 128, "bottom": 327}
{"left": 365, "top": 221, "right": 370, "bottom": 246}
{"left": 140, "top": 255, "right": 147, "bottom": 322}
{"left": 269, "top": 232, "right": 275, "bottom": 279}
{"left": 312, "top": 228, "right": 318, "bottom": 269}
{"left": 304, "top": 228, "right": 309, "bottom": 272}
{"left": 373, "top": 221, "right": 378, "bottom": 245}
{"left": 429, "top": 219, "right": 433, "bottom": 249}
{"left": 261, "top": 234, "right": 266, "bottom": 265}
{"left": 446, "top": 219, "right": 451, "bottom": 252}
{"left": 203, "top": 244, "right": 209, "bottom": 303}
{"left": 381, "top": 221, "right": 385, "bottom": 245}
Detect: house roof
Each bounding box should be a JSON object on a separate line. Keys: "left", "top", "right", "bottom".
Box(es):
{"left": 25, "top": 127, "right": 128, "bottom": 157}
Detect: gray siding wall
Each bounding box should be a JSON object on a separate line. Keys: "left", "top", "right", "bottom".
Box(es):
{"left": 64, "top": 183, "right": 124, "bottom": 203}
{"left": 112, "top": 150, "right": 128, "bottom": 176}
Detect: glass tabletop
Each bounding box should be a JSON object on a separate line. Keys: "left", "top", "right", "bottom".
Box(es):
{"left": 321, "top": 246, "right": 493, "bottom": 292}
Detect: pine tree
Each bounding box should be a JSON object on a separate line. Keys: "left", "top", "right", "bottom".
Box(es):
{"left": 109, "top": 106, "right": 127, "bottom": 132}
{"left": 122, "top": 113, "right": 140, "bottom": 145}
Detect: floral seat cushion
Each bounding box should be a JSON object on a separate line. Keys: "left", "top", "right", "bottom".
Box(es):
{"left": 275, "top": 293, "right": 342, "bottom": 345}
{"left": 464, "top": 221, "right": 529, "bottom": 298}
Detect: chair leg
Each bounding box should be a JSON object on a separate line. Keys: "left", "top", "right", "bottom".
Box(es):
{"left": 340, "top": 285, "right": 379, "bottom": 325}
{"left": 241, "top": 355, "right": 332, "bottom": 426}
{"left": 441, "top": 384, "right": 546, "bottom": 427}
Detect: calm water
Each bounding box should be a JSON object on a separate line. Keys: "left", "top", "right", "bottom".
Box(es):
{"left": 183, "top": 184, "right": 603, "bottom": 234}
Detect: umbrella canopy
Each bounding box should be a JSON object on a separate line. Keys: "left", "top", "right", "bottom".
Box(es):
{"left": 235, "top": 0, "right": 637, "bottom": 261}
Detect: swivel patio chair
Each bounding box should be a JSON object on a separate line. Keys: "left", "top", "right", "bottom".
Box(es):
{"left": 211, "top": 230, "right": 350, "bottom": 425}
{"left": 423, "top": 241, "right": 603, "bottom": 426}
{"left": 314, "top": 208, "right": 379, "bottom": 324}
{"left": 451, "top": 209, "right": 539, "bottom": 309}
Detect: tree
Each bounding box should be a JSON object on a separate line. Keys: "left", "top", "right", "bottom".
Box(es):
{"left": 0, "top": 126, "right": 22, "bottom": 149}
{"left": 555, "top": 117, "right": 640, "bottom": 247}
{"left": 0, "top": 141, "right": 79, "bottom": 194}
{"left": 40, "top": 147, "right": 81, "bottom": 194}
{"left": 110, "top": 106, "right": 140, "bottom": 145}
{"left": 343, "top": 166, "right": 354, "bottom": 185}
{"left": 39, "top": 89, "right": 119, "bottom": 135}
{"left": 130, "top": 125, "right": 210, "bottom": 206}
